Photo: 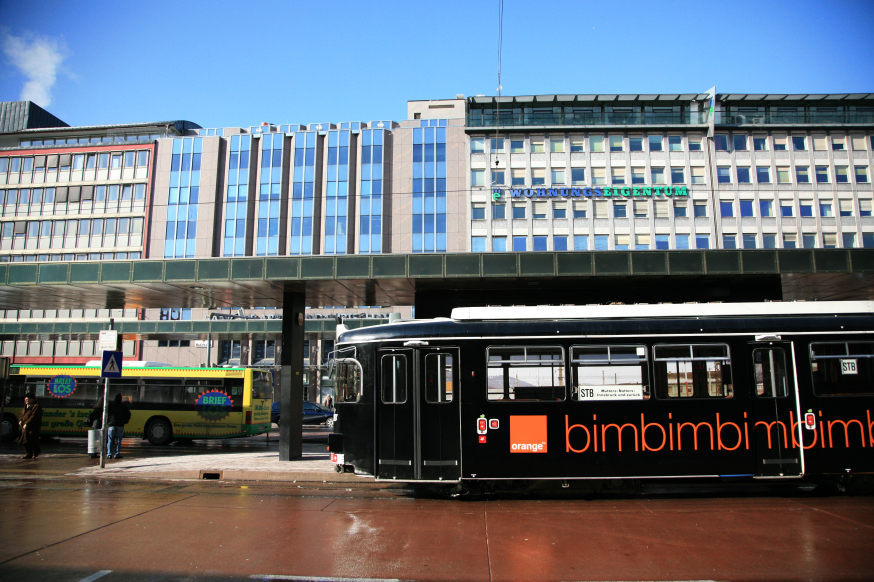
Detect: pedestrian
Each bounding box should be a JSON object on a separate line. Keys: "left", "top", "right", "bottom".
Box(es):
{"left": 86, "top": 397, "right": 104, "bottom": 459}
{"left": 18, "top": 392, "right": 43, "bottom": 459}
{"left": 106, "top": 393, "right": 131, "bottom": 459}
{"left": 324, "top": 394, "right": 333, "bottom": 410}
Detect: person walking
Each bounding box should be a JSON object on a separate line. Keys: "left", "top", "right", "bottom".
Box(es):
{"left": 106, "top": 393, "right": 131, "bottom": 459}
{"left": 86, "top": 397, "right": 104, "bottom": 459}
{"left": 324, "top": 394, "right": 333, "bottom": 410}
{"left": 18, "top": 392, "right": 43, "bottom": 459}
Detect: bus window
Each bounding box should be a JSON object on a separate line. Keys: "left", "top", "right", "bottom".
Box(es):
{"left": 183, "top": 378, "right": 233, "bottom": 404}
{"left": 69, "top": 377, "right": 101, "bottom": 403}
{"left": 654, "top": 344, "right": 733, "bottom": 399}
{"left": 141, "top": 378, "right": 184, "bottom": 403}
{"left": 251, "top": 371, "right": 272, "bottom": 400}
{"left": 425, "top": 353, "right": 453, "bottom": 403}
{"left": 111, "top": 378, "right": 139, "bottom": 404}
{"left": 810, "top": 342, "right": 874, "bottom": 396}
{"left": 381, "top": 355, "right": 407, "bottom": 404}
{"left": 335, "top": 359, "right": 362, "bottom": 403}
{"left": 486, "top": 346, "right": 565, "bottom": 401}
{"left": 571, "top": 345, "right": 649, "bottom": 401}
{"left": 753, "top": 348, "right": 788, "bottom": 397}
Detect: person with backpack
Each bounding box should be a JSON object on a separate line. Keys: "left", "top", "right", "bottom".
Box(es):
{"left": 106, "top": 393, "right": 131, "bottom": 459}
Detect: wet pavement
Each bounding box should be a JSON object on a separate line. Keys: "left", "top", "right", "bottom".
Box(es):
{"left": 0, "top": 478, "right": 872, "bottom": 582}
{"left": 0, "top": 426, "right": 355, "bottom": 483}
{"left": 1, "top": 429, "right": 873, "bottom": 581}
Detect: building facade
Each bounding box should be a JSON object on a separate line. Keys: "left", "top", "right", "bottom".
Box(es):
{"left": 466, "top": 93, "right": 874, "bottom": 253}
{"left": 0, "top": 90, "right": 872, "bottom": 377}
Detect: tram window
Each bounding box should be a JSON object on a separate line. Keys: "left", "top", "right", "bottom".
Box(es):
{"left": 571, "top": 345, "right": 649, "bottom": 401}
{"left": 381, "top": 355, "right": 407, "bottom": 404}
{"left": 654, "top": 344, "right": 733, "bottom": 399}
{"left": 335, "top": 359, "right": 362, "bottom": 403}
{"left": 486, "top": 346, "right": 565, "bottom": 401}
{"left": 810, "top": 342, "right": 874, "bottom": 396}
{"left": 425, "top": 353, "right": 453, "bottom": 403}
{"left": 753, "top": 348, "right": 788, "bottom": 398}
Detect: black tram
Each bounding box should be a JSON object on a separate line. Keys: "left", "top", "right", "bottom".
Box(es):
{"left": 327, "top": 302, "right": 874, "bottom": 492}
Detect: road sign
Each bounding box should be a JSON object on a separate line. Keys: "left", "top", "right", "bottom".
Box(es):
{"left": 99, "top": 330, "right": 119, "bottom": 352}
{"left": 101, "top": 350, "right": 123, "bottom": 378}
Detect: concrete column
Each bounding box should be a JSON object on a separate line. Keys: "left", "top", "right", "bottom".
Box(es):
{"left": 279, "top": 290, "right": 304, "bottom": 461}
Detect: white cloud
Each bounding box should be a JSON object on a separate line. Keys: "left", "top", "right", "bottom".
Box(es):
{"left": 3, "top": 33, "right": 68, "bottom": 107}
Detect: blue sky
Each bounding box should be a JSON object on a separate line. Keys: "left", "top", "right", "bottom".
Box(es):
{"left": 1, "top": 0, "right": 873, "bottom": 129}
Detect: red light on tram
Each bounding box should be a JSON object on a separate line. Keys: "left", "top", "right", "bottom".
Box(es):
{"left": 477, "top": 418, "right": 487, "bottom": 434}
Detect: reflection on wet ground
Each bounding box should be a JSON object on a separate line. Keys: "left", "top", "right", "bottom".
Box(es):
{"left": 1, "top": 478, "right": 873, "bottom": 582}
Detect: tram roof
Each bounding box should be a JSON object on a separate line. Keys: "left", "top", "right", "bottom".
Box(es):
{"left": 450, "top": 301, "right": 874, "bottom": 321}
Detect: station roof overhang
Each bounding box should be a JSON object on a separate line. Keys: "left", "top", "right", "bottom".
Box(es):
{"left": 0, "top": 249, "right": 872, "bottom": 340}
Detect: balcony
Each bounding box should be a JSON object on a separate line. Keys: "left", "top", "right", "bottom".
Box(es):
{"left": 716, "top": 111, "right": 874, "bottom": 126}
{"left": 466, "top": 111, "right": 708, "bottom": 128}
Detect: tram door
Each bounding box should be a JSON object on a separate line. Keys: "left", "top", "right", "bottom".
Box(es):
{"left": 748, "top": 342, "right": 803, "bottom": 477}
{"left": 376, "top": 347, "right": 460, "bottom": 481}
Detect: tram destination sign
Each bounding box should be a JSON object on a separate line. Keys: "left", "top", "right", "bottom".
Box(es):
{"left": 492, "top": 186, "right": 688, "bottom": 201}
{"left": 577, "top": 384, "right": 645, "bottom": 401}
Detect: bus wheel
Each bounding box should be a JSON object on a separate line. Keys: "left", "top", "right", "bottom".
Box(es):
{"left": 145, "top": 418, "right": 173, "bottom": 446}
{"left": 1, "top": 414, "right": 19, "bottom": 443}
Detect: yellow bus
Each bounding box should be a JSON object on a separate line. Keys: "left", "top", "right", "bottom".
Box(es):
{"left": 1, "top": 363, "right": 273, "bottom": 445}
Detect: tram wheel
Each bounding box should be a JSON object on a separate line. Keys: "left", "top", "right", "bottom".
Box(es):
{"left": 1, "top": 414, "right": 19, "bottom": 443}
{"left": 145, "top": 418, "right": 173, "bottom": 446}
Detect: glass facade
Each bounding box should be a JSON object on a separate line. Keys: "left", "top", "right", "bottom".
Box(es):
{"left": 257, "top": 133, "right": 283, "bottom": 256}
{"left": 359, "top": 128, "right": 385, "bottom": 253}
{"left": 224, "top": 134, "right": 250, "bottom": 256}
{"left": 164, "top": 137, "right": 201, "bottom": 258}
{"left": 324, "top": 130, "right": 350, "bottom": 254}
{"left": 412, "top": 120, "right": 447, "bottom": 253}
{"left": 291, "top": 131, "right": 317, "bottom": 255}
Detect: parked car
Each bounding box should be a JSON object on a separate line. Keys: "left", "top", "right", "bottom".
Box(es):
{"left": 271, "top": 401, "right": 334, "bottom": 427}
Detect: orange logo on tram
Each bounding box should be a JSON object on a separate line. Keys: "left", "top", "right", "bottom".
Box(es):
{"left": 510, "top": 415, "right": 548, "bottom": 453}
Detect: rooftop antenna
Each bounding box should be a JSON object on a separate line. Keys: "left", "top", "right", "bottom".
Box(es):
{"left": 491, "top": 0, "right": 505, "bottom": 186}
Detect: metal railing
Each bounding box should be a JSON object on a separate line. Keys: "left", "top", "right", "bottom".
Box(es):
{"left": 466, "top": 111, "right": 708, "bottom": 127}
{"left": 716, "top": 111, "right": 874, "bottom": 125}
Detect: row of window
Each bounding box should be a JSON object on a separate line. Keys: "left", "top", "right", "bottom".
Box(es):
{"left": 0, "top": 309, "right": 137, "bottom": 320}
{"left": 475, "top": 166, "right": 705, "bottom": 187}
{"left": 1, "top": 339, "right": 137, "bottom": 358}
{"left": 476, "top": 164, "right": 872, "bottom": 188}
{"left": 0, "top": 252, "right": 142, "bottom": 263}
{"left": 717, "top": 165, "right": 870, "bottom": 185}
{"left": 719, "top": 199, "right": 870, "bottom": 219}
{"left": 475, "top": 198, "right": 872, "bottom": 221}
{"left": 20, "top": 135, "right": 161, "bottom": 147}
{"left": 0, "top": 185, "right": 147, "bottom": 217}
{"left": 472, "top": 135, "right": 704, "bottom": 155}
{"left": 471, "top": 134, "right": 873, "bottom": 155}
{"left": 714, "top": 134, "right": 872, "bottom": 153}
{"left": 471, "top": 232, "right": 872, "bottom": 252}
{"left": 376, "top": 342, "right": 873, "bottom": 404}
{"left": 0, "top": 151, "right": 150, "bottom": 177}
{"left": 0, "top": 217, "right": 144, "bottom": 240}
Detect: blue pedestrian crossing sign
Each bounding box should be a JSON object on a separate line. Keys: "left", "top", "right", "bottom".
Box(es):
{"left": 101, "top": 350, "right": 123, "bottom": 378}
